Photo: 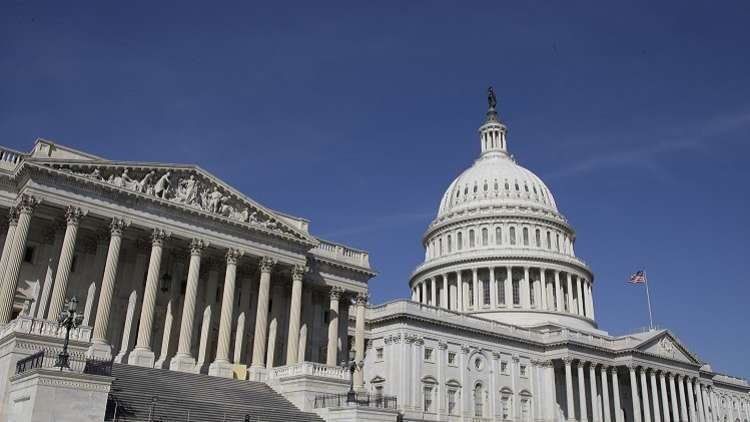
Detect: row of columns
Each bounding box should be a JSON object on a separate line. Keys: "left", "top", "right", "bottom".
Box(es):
{"left": 412, "top": 266, "right": 594, "bottom": 319}
{"left": 0, "top": 197, "right": 368, "bottom": 385}
{"left": 560, "top": 358, "right": 720, "bottom": 422}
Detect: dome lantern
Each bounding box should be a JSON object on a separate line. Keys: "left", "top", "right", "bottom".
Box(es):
{"left": 479, "top": 87, "right": 509, "bottom": 157}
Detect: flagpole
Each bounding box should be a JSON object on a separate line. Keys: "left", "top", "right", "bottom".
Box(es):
{"left": 644, "top": 270, "right": 654, "bottom": 330}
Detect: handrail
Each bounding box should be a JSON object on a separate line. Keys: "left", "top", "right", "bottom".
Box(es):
{"left": 313, "top": 392, "right": 398, "bottom": 410}
{"left": 15, "top": 348, "right": 113, "bottom": 376}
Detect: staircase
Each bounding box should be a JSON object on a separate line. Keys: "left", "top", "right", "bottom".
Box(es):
{"left": 107, "top": 363, "right": 326, "bottom": 422}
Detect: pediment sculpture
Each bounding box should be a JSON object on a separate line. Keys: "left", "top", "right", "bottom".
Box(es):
{"left": 57, "top": 164, "right": 303, "bottom": 239}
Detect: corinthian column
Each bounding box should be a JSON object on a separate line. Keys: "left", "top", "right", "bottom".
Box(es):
{"left": 579, "top": 360, "right": 590, "bottom": 422}
{"left": 564, "top": 357, "right": 575, "bottom": 422}
{"left": 0, "top": 208, "right": 19, "bottom": 290}
{"left": 661, "top": 372, "right": 672, "bottom": 422}
{"left": 629, "top": 365, "right": 642, "bottom": 422}
{"left": 601, "top": 365, "right": 612, "bottom": 422}
{"left": 249, "top": 257, "right": 275, "bottom": 375}
{"left": 612, "top": 367, "right": 623, "bottom": 422}
{"left": 695, "top": 382, "right": 706, "bottom": 422}
{"left": 640, "top": 367, "right": 652, "bottom": 422}
{"left": 87, "top": 218, "right": 128, "bottom": 359}
{"left": 590, "top": 363, "right": 600, "bottom": 422}
{"left": 209, "top": 248, "right": 243, "bottom": 377}
{"left": 669, "top": 374, "right": 680, "bottom": 422}
{"left": 677, "top": 375, "right": 688, "bottom": 422}
{"left": 170, "top": 238, "right": 207, "bottom": 372}
{"left": 0, "top": 197, "right": 40, "bottom": 323}
{"left": 0, "top": 207, "right": 20, "bottom": 323}
{"left": 326, "top": 287, "right": 343, "bottom": 366}
{"left": 129, "top": 228, "right": 169, "bottom": 367}
{"left": 651, "top": 370, "right": 663, "bottom": 422}
{"left": 285, "top": 264, "right": 307, "bottom": 365}
{"left": 354, "top": 292, "right": 368, "bottom": 391}
{"left": 687, "top": 377, "right": 697, "bottom": 422}
{"left": 46, "top": 206, "right": 86, "bottom": 320}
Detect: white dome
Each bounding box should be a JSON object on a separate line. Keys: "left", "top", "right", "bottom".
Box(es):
{"left": 437, "top": 152, "right": 559, "bottom": 219}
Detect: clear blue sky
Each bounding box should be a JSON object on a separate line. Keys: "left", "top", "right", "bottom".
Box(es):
{"left": 2, "top": 1, "right": 749, "bottom": 378}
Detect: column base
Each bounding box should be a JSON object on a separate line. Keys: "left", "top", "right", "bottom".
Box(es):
{"left": 169, "top": 353, "right": 196, "bottom": 373}
{"left": 194, "top": 359, "right": 209, "bottom": 374}
{"left": 247, "top": 365, "right": 267, "bottom": 382}
{"left": 113, "top": 349, "right": 128, "bottom": 364}
{"left": 86, "top": 341, "right": 113, "bottom": 360}
{"left": 128, "top": 347, "right": 155, "bottom": 368}
{"left": 208, "top": 360, "right": 235, "bottom": 378}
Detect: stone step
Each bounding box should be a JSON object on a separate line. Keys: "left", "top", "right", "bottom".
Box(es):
{"left": 107, "top": 363, "right": 325, "bottom": 422}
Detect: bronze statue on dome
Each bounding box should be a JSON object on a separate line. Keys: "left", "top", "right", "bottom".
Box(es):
{"left": 487, "top": 86, "right": 497, "bottom": 109}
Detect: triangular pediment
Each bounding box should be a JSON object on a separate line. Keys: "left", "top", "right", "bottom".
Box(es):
{"left": 27, "top": 159, "right": 317, "bottom": 245}
{"left": 635, "top": 331, "right": 701, "bottom": 365}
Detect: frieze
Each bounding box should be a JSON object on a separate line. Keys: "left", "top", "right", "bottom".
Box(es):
{"left": 33, "top": 161, "right": 310, "bottom": 242}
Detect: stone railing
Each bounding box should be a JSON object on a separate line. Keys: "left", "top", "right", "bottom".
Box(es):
{"left": 0, "top": 146, "right": 27, "bottom": 171}
{"left": 267, "top": 361, "right": 350, "bottom": 381}
{"left": 312, "top": 239, "right": 371, "bottom": 269}
{"left": 0, "top": 315, "right": 92, "bottom": 343}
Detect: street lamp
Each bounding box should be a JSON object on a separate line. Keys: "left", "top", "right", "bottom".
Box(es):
{"left": 342, "top": 348, "right": 364, "bottom": 404}
{"left": 55, "top": 296, "right": 83, "bottom": 370}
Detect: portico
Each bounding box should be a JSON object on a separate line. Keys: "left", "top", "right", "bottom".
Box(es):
{"left": 0, "top": 140, "right": 374, "bottom": 384}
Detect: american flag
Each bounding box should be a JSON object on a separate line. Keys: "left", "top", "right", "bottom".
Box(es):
{"left": 628, "top": 270, "right": 646, "bottom": 284}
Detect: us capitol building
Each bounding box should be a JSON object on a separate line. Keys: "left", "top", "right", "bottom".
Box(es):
{"left": 0, "top": 92, "right": 747, "bottom": 422}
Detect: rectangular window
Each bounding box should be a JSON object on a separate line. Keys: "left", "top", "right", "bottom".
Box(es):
{"left": 501, "top": 361, "right": 508, "bottom": 374}
{"left": 482, "top": 228, "right": 488, "bottom": 246}
{"left": 498, "top": 279, "right": 505, "bottom": 305}
{"left": 512, "top": 280, "right": 520, "bottom": 305}
{"left": 448, "top": 389, "right": 457, "bottom": 415}
{"left": 530, "top": 282, "right": 535, "bottom": 306}
{"left": 424, "top": 348, "right": 433, "bottom": 361}
{"left": 448, "top": 352, "right": 456, "bottom": 365}
{"left": 423, "top": 386, "right": 433, "bottom": 412}
{"left": 520, "top": 364, "right": 527, "bottom": 377}
{"left": 376, "top": 348, "right": 384, "bottom": 360}
{"left": 483, "top": 279, "right": 490, "bottom": 305}
{"left": 510, "top": 227, "right": 516, "bottom": 245}
{"left": 496, "top": 227, "right": 502, "bottom": 245}
{"left": 468, "top": 283, "right": 474, "bottom": 306}
{"left": 457, "top": 232, "right": 463, "bottom": 250}
{"left": 375, "top": 385, "right": 384, "bottom": 398}
{"left": 535, "top": 229, "right": 541, "bottom": 247}
{"left": 502, "top": 396, "right": 510, "bottom": 419}
{"left": 469, "top": 230, "right": 475, "bottom": 248}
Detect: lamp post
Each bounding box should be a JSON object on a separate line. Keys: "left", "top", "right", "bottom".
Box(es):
{"left": 55, "top": 296, "right": 83, "bottom": 370}
{"left": 342, "top": 350, "right": 364, "bottom": 404}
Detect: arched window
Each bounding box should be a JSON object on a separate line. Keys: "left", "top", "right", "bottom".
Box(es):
{"left": 495, "top": 227, "right": 502, "bottom": 245}
{"left": 535, "top": 229, "right": 541, "bottom": 247}
{"left": 512, "top": 279, "right": 520, "bottom": 305}
{"left": 481, "top": 228, "right": 488, "bottom": 246}
{"left": 447, "top": 235, "right": 452, "bottom": 253}
{"left": 474, "top": 383, "right": 484, "bottom": 417}
{"left": 439, "top": 238, "right": 443, "bottom": 255}
{"left": 556, "top": 234, "right": 560, "bottom": 251}
{"left": 469, "top": 230, "right": 475, "bottom": 248}
{"left": 523, "top": 227, "right": 529, "bottom": 246}
{"left": 510, "top": 227, "right": 516, "bottom": 245}
{"left": 546, "top": 231, "right": 551, "bottom": 250}
{"left": 457, "top": 232, "right": 463, "bottom": 251}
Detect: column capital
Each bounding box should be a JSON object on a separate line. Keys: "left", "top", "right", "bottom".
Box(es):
{"left": 190, "top": 238, "right": 208, "bottom": 256}
{"left": 7, "top": 207, "right": 19, "bottom": 225}
{"left": 608, "top": 365, "right": 618, "bottom": 375}
{"left": 329, "top": 286, "right": 344, "bottom": 300}
{"left": 64, "top": 205, "right": 86, "bottom": 225}
{"left": 355, "top": 292, "right": 369, "bottom": 305}
{"left": 151, "top": 228, "right": 170, "bottom": 246}
{"left": 259, "top": 256, "right": 276, "bottom": 273}
{"left": 438, "top": 340, "right": 448, "bottom": 350}
{"left": 600, "top": 363, "right": 610, "bottom": 371}
{"left": 291, "top": 264, "right": 307, "bottom": 281}
{"left": 562, "top": 356, "right": 574, "bottom": 364}
{"left": 16, "top": 194, "right": 40, "bottom": 215}
{"left": 225, "top": 248, "right": 243, "bottom": 265}
{"left": 110, "top": 217, "right": 130, "bottom": 237}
